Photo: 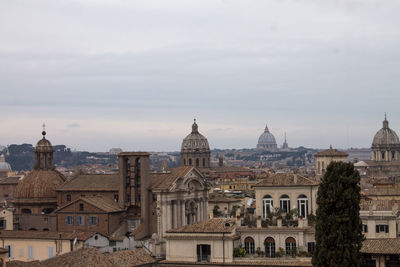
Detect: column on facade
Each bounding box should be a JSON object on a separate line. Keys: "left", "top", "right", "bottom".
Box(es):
{"left": 196, "top": 199, "right": 201, "bottom": 223}
{"left": 176, "top": 200, "right": 181, "bottom": 227}
{"left": 166, "top": 200, "right": 171, "bottom": 231}
{"left": 181, "top": 200, "right": 186, "bottom": 226}
{"left": 173, "top": 201, "right": 178, "bottom": 229}
{"left": 203, "top": 198, "right": 208, "bottom": 220}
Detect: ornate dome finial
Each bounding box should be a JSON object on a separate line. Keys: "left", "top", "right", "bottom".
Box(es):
{"left": 264, "top": 124, "right": 269, "bottom": 132}
{"left": 192, "top": 119, "right": 198, "bottom": 133}
{"left": 42, "top": 123, "right": 46, "bottom": 138}
{"left": 383, "top": 114, "right": 389, "bottom": 129}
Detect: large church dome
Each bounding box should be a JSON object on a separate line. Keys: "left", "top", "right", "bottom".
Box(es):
{"left": 372, "top": 116, "right": 400, "bottom": 147}
{"left": 180, "top": 119, "right": 211, "bottom": 168}
{"left": 257, "top": 124, "right": 278, "bottom": 151}
{"left": 181, "top": 120, "right": 210, "bottom": 152}
{"left": 371, "top": 115, "right": 400, "bottom": 162}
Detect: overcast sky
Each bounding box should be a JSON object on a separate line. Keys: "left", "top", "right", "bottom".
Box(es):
{"left": 1, "top": 0, "right": 399, "bottom": 152}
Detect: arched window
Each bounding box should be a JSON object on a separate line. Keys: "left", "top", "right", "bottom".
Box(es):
{"left": 202, "top": 158, "right": 206, "bottom": 167}
{"left": 280, "top": 195, "right": 290, "bottom": 213}
{"left": 189, "top": 158, "right": 192, "bottom": 166}
{"left": 392, "top": 151, "right": 396, "bottom": 160}
{"left": 42, "top": 208, "right": 54, "bottom": 214}
{"left": 196, "top": 158, "right": 199, "bottom": 167}
{"left": 382, "top": 152, "right": 385, "bottom": 160}
{"left": 264, "top": 237, "right": 275, "bottom": 258}
{"left": 244, "top": 237, "right": 255, "bottom": 254}
{"left": 297, "top": 194, "right": 308, "bottom": 218}
{"left": 262, "top": 195, "right": 273, "bottom": 219}
{"left": 285, "top": 237, "right": 296, "bottom": 255}
{"left": 22, "top": 208, "right": 32, "bottom": 214}
{"left": 317, "top": 161, "right": 320, "bottom": 173}
{"left": 184, "top": 158, "right": 186, "bottom": 165}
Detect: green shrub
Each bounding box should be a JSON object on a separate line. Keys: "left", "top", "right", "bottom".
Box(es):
{"left": 233, "top": 246, "right": 246, "bottom": 257}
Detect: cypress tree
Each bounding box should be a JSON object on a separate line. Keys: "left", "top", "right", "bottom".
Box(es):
{"left": 312, "top": 161, "right": 363, "bottom": 267}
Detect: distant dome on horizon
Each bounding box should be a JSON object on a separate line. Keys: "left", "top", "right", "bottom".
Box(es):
{"left": 257, "top": 124, "right": 278, "bottom": 151}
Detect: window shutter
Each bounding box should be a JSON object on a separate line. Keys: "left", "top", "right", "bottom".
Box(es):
{"left": 386, "top": 225, "right": 389, "bottom": 233}
{"left": 365, "top": 225, "right": 368, "bottom": 233}
{"left": 9, "top": 245, "right": 13, "bottom": 258}
{"left": 376, "top": 225, "right": 379, "bottom": 233}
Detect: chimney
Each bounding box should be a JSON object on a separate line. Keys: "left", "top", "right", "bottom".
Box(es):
{"left": 219, "top": 156, "right": 224, "bottom": 167}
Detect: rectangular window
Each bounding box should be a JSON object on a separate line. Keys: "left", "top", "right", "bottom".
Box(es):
{"left": 79, "top": 203, "right": 84, "bottom": 211}
{"left": 5, "top": 245, "right": 13, "bottom": 259}
{"left": 376, "top": 224, "right": 389, "bottom": 233}
{"left": 152, "top": 194, "right": 157, "bottom": 202}
{"left": 114, "top": 194, "right": 119, "bottom": 202}
{"left": 19, "top": 248, "right": 23, "bottom": 257}
{"left": 88, "top": 216, "right": 98, "bottom": 226}
{"left": 65, "top": 216, "right": 74, "bottom": 225}
{"left": 28, "top": 246, "right": 33, "bottom": 259}
{"left": 109, "top": 240, "right": 116, "bottom": 247}
{"left": 0, "top": 219, "right": 6, "bottom": 229}
{"left": 66, "top": 194, "right": 71, "bottom": 202}
{"left": 307, "top": 242, "right": 315, "bottom": 253}
{"left": 362, "top": 224, "right": 368, "bottom": 233}
{"left": 48, "top": 247, "right": 54, "bottom": 258}
{"left": 76, "top": 216, "right": 85, "bottom": 225}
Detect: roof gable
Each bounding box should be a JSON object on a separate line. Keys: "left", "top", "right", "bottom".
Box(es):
{"left": 151, "top": 166, "right": 209, "bottom": 192}
{"left": 55, "top": 196, "right": 123, "bottom": 213}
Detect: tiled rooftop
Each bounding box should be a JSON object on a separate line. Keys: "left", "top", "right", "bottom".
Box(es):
{"left": 254, "top": 173, "right": 318, "bottom": 187}
{"left": 361, "top": 239, "right": 400, "bottom": 254}
{"left": 56, "top": 173, "right": 119, "bottom": 191}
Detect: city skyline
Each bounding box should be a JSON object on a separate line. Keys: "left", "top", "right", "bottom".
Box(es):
{"left": 1, "top": 1, "right": 400, "bottom": 151}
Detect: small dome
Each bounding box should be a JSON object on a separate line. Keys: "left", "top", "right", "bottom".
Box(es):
{"left": 181, "top": 120, "right": 210, "bottom": 151}
{"left": 14, "top": 170, "right": 65, "bottom": 200}
{"left": 257, "top": 124, "right": 277, "bottom": 150}
{"left": 0, "top": 154, "right": 11, "bottom": 171}
{"left": 372, "top": 117, "right": 400, "bottom": 147}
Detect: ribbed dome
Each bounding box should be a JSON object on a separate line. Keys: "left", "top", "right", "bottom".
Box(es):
{"left": 257, "top": 124, "right": 277, "bottom": 150}
{"left": 372, "top": 117, "right": 400, "bottom": 147}
{"left": 14, "top": 169, "right": 65, "bottom": 200}
{"left": 181, "top": 120, "right": 210, "bottom": 151}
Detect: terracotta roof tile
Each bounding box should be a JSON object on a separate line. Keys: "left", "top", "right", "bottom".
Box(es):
{"left": 108, "top": 248, "right": 156, "bottom": 266}
{"left": 42, "top": 248, "right": 113, "bottom": 267}
{"left": 167, "top": 218, "right": 236, "bottom": 234}
{"left": 151, "top": 166, "right": 194, "bottom": 191}
{"left": 361, "top": 239, "right": 400, "bottom": 254}
{"left": 57, "top": 173, "right": 119, "bottom": 191}
{"left": 315, "top": 148, "right": 348, "bottom": 157}
{"left": 0, "top": 230, "right": 76, "bottom": 240}
{"left": 14, "top": 170, "right": 66, "bottom": 200}
{"left": 254, "top": 173, "right": 318, "bottom": 187}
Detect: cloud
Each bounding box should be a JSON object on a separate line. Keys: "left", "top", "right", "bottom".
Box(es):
{"left": 67, "top": 123, "right": 80, "bottom": 129}
{"left": 0, "top": 0, "right": 399, "bottom": 151}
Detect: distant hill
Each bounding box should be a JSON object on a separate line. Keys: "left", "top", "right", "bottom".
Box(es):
{"left": 4, "top": 144, "right": 117, "bottom": 171}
